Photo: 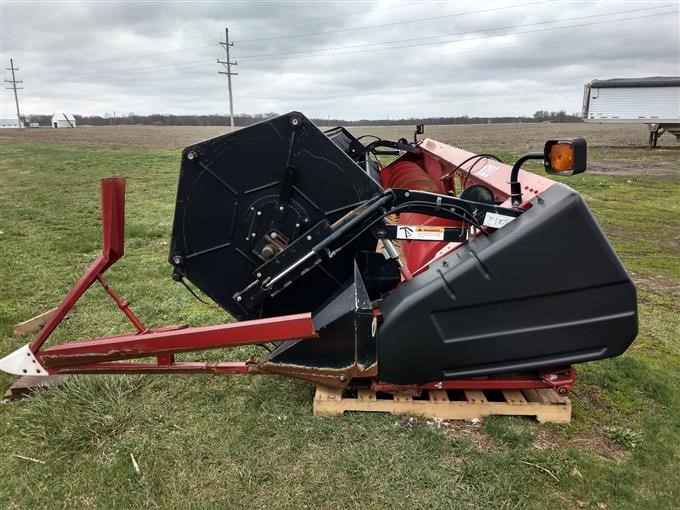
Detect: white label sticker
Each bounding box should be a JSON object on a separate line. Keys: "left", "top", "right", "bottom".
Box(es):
{"left": 396, "top": 225, "right": 445, "bottom": 241}
{"left": 483, "top": 212, "right": 516, "bottom": 229}
{"left": 474, "top": 163, "right": 499, "bottom": 178}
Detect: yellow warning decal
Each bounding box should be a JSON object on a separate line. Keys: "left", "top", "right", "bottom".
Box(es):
{"left": 396, "top": 225, "right": 445, "bottom": 241}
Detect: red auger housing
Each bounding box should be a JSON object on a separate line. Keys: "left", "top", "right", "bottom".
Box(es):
{"left": 1, "top": 112, "right": 637, "bottom": 397}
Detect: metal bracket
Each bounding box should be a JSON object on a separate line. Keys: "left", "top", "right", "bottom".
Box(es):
{"left": 0, "top": 344, "right": 48, "bottom": 376}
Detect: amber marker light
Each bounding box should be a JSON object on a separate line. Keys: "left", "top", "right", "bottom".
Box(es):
{"left": 544, "top": 137, "right": 587, "bottom": 176}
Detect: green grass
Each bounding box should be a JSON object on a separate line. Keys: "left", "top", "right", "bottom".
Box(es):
{"left": 1, "top": 142, "right": 679, "bottom": 509}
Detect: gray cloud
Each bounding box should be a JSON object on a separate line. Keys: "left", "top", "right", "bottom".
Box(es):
{"left": 1, "top": 0, "right": 678, "bottom": 119}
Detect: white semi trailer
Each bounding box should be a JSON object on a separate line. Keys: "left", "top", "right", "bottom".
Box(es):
{"left": 582, "top": 77, "right": 680, "bottom": 147}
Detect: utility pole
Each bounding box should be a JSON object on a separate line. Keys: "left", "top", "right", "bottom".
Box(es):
{"left": 5, "top": 58, "right": 23, "bottom": 127}
{"left": 218, "top": 27, "right": 238, "bottom": 130}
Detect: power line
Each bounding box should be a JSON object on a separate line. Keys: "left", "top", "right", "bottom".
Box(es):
{"left": 235, "top": 10, "right": 679, "bottom": 63}
{"left": 57, "top": 7, "right": 677, "bottom": 80}
{"left": 4, "top": 58, "right": 23, "bottom": 126}
{"left": 218, "top": 27, "right": 238, "bottom": 130}
{"left": 59, "top": 21, "right": 673, "bottom": 88}
{"left": 236, "top": 4, "right": 677, "bottom": 60}
{"left": 237, "top": 1, "right": 547, "bottom": 43}
{"left": 27, "top": 1, "right": 678, "bottom": 71}
{"left": 236, "top": 28, "right": 676, "bottom": 108}
{"left": 38, "top": 4, "right": 421, "bottom": 68}
{"left": 43, "top": 44, "right": 215, "bottom": 68}
{"left": 31, "top": 22, "right": 672, "bottom": 112}
{"left": 66, "top": 59, "right": 215, "bottom": 79}
{"left": 42, "top": 2, "right": 539, "bottom": 68}
{"left": 240, "top": 2, "right": 419, "bottom": 30}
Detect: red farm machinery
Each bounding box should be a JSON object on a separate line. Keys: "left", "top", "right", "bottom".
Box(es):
{"left": 1, "top": 112, "right": 637, "bottom": 399}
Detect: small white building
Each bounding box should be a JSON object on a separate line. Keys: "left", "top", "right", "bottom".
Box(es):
{"left": 0, "top": 116, "right": 22, "bottom": 128}
{"left": 52, "top": 112, "right": 76, "bottom": 128}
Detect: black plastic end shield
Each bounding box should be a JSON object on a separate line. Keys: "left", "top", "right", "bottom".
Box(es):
{"left": 377, "top": 183, "right": 638, "bottom": 384}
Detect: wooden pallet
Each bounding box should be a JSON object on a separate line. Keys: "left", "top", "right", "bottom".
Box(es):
{"left": 313, "top": 385, "right": 571, "bottom": 423}
{"left": 12, "top": 307, "right": 59, "bottom": 337}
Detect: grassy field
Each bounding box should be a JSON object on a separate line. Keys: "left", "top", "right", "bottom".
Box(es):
{"left": 0, "top": 127, "right": 679, "bottom": 509}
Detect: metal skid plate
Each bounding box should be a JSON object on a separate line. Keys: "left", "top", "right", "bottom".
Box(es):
{"left": 169, "top": 112, "right": 382, "bottom": 320}
{"left": 255, "top": 263, "right": 376, "bottom": 387}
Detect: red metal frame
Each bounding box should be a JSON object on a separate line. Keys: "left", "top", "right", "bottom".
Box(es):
{"left": 371, "top": 367, "right": 575, "bottom": 395}
{"left": 28, "top": 178, "right": 317, "bottom": 376}
{"left": 29, "top": 177, "right": 127, "bottom": 354}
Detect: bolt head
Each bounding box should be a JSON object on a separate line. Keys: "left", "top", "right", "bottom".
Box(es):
{"left": 172, "top": 255, "right": 183, "bottom": 265}
{"left": 404, "top": 191, "right": 410, "bottom": 197}
{"left": 236, "top": 296, "right": 242, "bottom": 302}
{"left": 256, "top": 272, "right": 262, "bottom": 278}
{"left": 186, "top": 151, "right": 197, "bottom": 161}
{"left": 279, "top": 206, "right": 285, "bottom": 211}
{"left": 290, "top": 117, "right": 301, "bottom": 127}
{"left": 251, "top": 233, "right": 256, "bottom": 237}
{"left": 339, "top": 375, "right": 347, "bottom": 382}
{"left": 295, "top": 223, "right": 300, "bottom": 228}
{"left": 256, "top": 211, "right": 262, "bottom": 216}
{"left": 306, "top": 235, "right": 312, "bottom": 241}
{"left": 271, "top": 232, "right": 278, "bottom": 239}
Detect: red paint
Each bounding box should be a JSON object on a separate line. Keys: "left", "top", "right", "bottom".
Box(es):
{"left": 379, "top": 139, "right": 557, "bottom": 272}
{"left": 29, "top": 177, "right": 126, "bottom": 353}
{"left": 380, "top": 159, "right": 462, "bottom": 273}
{"left": 96, "top": 274, "right": 147, "bottom": 333}
{"left": 48, "top": 361, "right": 251, "bottom": 375}
{"left": 371, "top": 367, "right": 575, "bottom": 395}
{"left": 416, "top": 139, "right": 554, "bottom": 206}
{"left": 38, "top": 313, "right": 316, "bottom": 367}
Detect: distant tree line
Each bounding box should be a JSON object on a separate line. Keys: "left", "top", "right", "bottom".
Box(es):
{"left": 22, "top": 110, "right": 582, "bottom": 127}
{"left": 531, "top": 110, "right": 582, "bottom": 123}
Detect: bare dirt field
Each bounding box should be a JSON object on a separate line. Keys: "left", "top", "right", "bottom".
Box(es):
{"left": 1, "top": 122, "right": 677, "bottom": 176}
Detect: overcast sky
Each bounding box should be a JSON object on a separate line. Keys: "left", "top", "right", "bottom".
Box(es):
{"left": 1, "top": 0, "right": 678, "bottom": 120}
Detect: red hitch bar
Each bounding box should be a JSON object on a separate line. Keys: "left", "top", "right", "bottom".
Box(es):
{"left": 5, "top": 178, "right": 317, "bottom": 377}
